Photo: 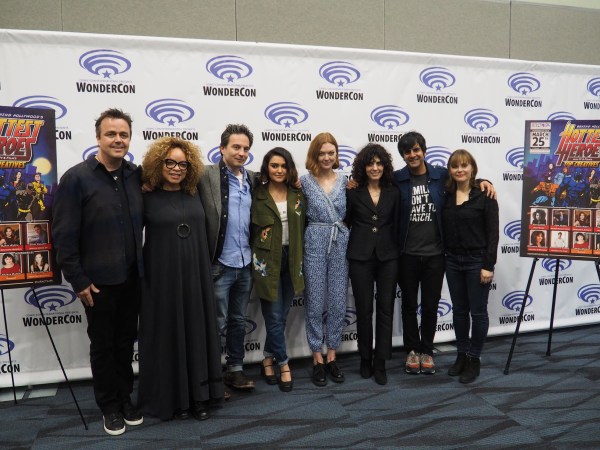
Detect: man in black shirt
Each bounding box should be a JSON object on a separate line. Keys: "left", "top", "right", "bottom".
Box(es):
{"left": 52, "top": 108, "right": 144, "bottom": 436}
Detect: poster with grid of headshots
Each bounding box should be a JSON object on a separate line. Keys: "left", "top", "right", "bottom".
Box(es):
{"left": 521, "top": 120, "right": 600, "bottom": 260}
{"left": 0, "top": 106, "right": 61, "bottom": 288}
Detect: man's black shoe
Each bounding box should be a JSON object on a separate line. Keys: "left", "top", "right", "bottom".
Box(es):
{"left": 103, "top": 412, "right": 126, "bottom": 436}
{"left": 223, "top": 371, "right": 255, "bottom": 390}
{"left": 121, "top": 401, "right": 143, "bottom": 426}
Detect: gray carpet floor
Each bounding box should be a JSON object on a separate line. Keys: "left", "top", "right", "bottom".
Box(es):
{"left": 1, "top": 324, "right": 600, "bottom": 449}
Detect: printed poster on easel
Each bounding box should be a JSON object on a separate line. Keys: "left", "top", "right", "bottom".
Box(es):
{"left": 521, "top": 120, "right": 600, "bottom": 261}
{"left": 0, "top": 106, "right": 61, "bottom": 288}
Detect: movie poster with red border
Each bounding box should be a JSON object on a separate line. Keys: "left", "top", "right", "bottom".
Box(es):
{"left": 521, "top": 120, "right": 600, "bottom": 260}
{"left": 0, "top": 106, "right": 61, "bottom": 288}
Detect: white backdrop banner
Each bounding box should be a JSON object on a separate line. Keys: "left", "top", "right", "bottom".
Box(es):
{"left": 1, "top": 29, "right": 600, "bottom": 387}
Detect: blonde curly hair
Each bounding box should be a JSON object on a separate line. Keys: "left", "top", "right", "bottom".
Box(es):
{"left": 142, "top": 137, "right": 204, "bottom": 195}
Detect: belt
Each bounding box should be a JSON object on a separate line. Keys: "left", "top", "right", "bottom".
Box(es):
{"left": 310, "top": 221, "right": 345, "bottom": 255}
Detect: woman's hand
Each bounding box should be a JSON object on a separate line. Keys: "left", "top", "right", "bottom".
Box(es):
{"left": 480, "top": 269, "right": 494, "bottom": 284}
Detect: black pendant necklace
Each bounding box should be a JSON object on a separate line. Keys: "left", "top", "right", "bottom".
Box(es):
{"left": 166, "top": 189, "right": 190, "bottom": 239}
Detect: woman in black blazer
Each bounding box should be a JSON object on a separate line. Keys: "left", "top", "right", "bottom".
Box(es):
{"left": 346, "top": 143, "right": 400, "bottom": 385}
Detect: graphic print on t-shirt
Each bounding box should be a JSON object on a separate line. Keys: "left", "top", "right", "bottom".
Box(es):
{"left": 410, "top": 182, "right": 436, "bottom": 223}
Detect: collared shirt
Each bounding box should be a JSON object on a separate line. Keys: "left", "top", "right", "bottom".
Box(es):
{"left": 52, "top": 155, "right": 144, "bottom": 292}
{"left": 218, "top": 164, "right": 252, "bottom": 268}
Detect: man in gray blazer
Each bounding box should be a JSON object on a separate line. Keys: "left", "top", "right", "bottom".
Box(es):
{"left": 199, "top": 124, "right": 257, "bottom": 390}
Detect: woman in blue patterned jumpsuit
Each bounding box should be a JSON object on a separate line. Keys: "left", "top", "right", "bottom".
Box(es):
{"left": 301, "top": 132, "right": 349, "bottom": 387}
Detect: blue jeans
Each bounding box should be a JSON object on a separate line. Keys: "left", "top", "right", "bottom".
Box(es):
{"left": 260, "top": 247, "right": 294, "bottom": 367}
{"left": 445, "top": 254, "right": 490, "bottom": 358}
{"left": 212, "top": 262, "right": 253, "bottom": 372}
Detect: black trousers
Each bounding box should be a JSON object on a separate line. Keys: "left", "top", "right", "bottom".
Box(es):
{"left": 84, "top": 276, "right": 140, "bottom": 415}
{"left": 397, "top": 254, "right": 445, "bottom": 356}
{"left": 349, "top": 256, "right": 398, "bottom": 361}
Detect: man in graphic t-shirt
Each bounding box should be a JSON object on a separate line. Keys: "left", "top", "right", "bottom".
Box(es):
{"left": 394, "top": 132, "right": 493, "bottom": 376}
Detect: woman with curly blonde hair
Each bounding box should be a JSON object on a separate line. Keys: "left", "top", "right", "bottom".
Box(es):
{"left": 138, "top": 137, "right": 224, "bottom": 421}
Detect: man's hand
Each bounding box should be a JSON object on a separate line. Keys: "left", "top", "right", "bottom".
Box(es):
{"left": 480, "top": 180, "right": 496, "bottom": 199}
{"left": 141, "top": 182, "right": 154, "bottom": 193}
{"left": 78, "top": 284, "right": 100, "bottom": 307}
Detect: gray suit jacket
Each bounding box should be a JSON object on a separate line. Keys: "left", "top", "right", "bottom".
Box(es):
{"left": 198, "top": 164, "right": 257, "bottom": 262}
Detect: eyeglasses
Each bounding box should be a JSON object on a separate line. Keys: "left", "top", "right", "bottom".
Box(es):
{"left": 164, "top": 159, "right": 189, "bottom": 170}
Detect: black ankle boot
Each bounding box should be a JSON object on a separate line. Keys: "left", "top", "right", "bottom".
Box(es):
{"left": 360, "top": 359, "right": 373, "bottom": 378}
{"left": 459, "top": 356, "right": 480, "bottom": 384}
{"left": 448, "top": 352, "right": 467, "bottom": 376}
{"left": 373, "top": 358, "right": 387, "bottom": 385}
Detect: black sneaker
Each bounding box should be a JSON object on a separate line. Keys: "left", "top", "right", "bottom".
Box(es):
{"left": 223, "top": 371, "right": 255, "bottom": 390}
{"left": 122, "top": 401, "right": 143, "bottom": 426}
{"left": 103, "top": 412, "right": 126, "bottom": 436}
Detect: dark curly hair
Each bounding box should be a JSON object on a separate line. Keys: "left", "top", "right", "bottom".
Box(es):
{"left": 350, "top": 143, "right": 394, "bottom": 187}
{"left": 142, "top": 137, "right": 203, "bottom": 195}
{"left": 259, "top": 147, "right": 299, "bottom": 186}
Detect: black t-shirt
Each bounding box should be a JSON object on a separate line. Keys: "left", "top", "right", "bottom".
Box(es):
{"left": 404, "top": 173, "right": 443, "bottom": 256}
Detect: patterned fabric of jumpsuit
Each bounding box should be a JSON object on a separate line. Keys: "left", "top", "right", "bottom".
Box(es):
{"left": 301, "top": 173, "right": 349, "bottom": 352}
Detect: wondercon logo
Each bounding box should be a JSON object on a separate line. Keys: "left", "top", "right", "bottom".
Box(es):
{"left": 547, "top": 111, "right": 576, "bottom": 121}
{"left": 82, "top": 145, "right": 134, "bottom": 162}
{"left": 370, "top": 105, "right": 410, "bottom": 130}
{"left": 464, "top": 109, "right": 498, "bottom": 132}
{"left": 145, "top": 99, "right": 195, "bottom": 127}
{"left": 508, "top": 72, "right": 541, "bottom": 95}
{"left": 79, "top": 49, "right": 131, "bottom": 78}
{"left": 503, "top": 220, "right": 521, "bottom": 241}
{"left": 424, "top": 146, "right": 451, "bottom": 167}
{"left": 206, "top": 55, "right": 253, "bottom": 83}
{"left": 337, "top": 146, "right": 357, "bottom": 171}
{"left": 344, "top": 307, "right": 358, "bottom": 326}
{"left": 205, "top": 146, "right": 254, "bottom": 166}
{"left": 505, "top": 147, "right": 524, "bottom": 169}
{"left": 541, "top": 258, "right": 572, "bottom": 272}
{"left": 417, "top": 299, "right": 452, "bottom": 317}
{"left": 23, "top": 286, "right": 77, "bottom": 312}
{"left": 502, "top": 291, "right": 532, "bottom": 312}
{"left": 13, "top": 95, "right": 67, "bottom": 120}
{"left": 587, "top": 77, "right": 600, "bottom": 97}
{"left": 0, "top": 335, "right": 15, "bottom": 356}
{"left": 264, "top": 102, "right": 308, "bottom": 128}
{"left": 577, "top": 284, "right": 600, "bottom": 304}
{"left": 319, "top": 61, "right": 360, "bottom": 87}
{"left": 419, "top": 67, "right": 455, "bottom": 91}
{"left": 244, "top": 319, "right": 257, "bottom": 335}
{"left": 437, "top": 300, "right": 452, "bottom": 318}
{"left": 220, "top": 319, "right": 257, "bottom": 338}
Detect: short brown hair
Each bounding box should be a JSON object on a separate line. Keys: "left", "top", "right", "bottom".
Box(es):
{"left": 142, "top": 137, "right": 203, "bottom": 195}
{"left": 95, "top": 108, "right": 132, "bottom": 138}
{"left": 305, "top": 132, "right": 339, "bottom": 176}
{"left": 445, "top": 149, "right": 479, "bottom": 193}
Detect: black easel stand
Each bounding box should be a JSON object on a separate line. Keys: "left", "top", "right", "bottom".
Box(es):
{"left": 504, "top": 257, "right": 600, "bottom": 374}
{"left": 7, "top": 284, "right": 88, "bottom": 429}
{"left": 1, "top": 289, "right": 18, "bottom": 404}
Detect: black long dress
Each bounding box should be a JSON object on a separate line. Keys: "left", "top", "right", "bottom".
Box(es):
{"left": 138, "top": 189, "right": 223, "bottom": 420}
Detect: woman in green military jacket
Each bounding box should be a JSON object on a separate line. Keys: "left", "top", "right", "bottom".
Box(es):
{"left": 251, "top": 147, "right": 305, "bottom": 393}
